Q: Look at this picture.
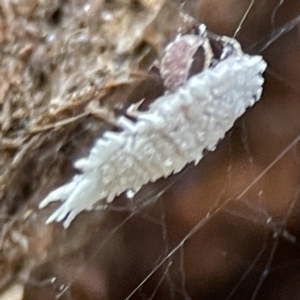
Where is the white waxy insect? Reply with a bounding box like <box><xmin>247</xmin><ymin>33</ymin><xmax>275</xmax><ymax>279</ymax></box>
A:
<box><xmin>39</xmin><ymin>25</ymin><xmax>267</xmax><ymax>228</ymax></box>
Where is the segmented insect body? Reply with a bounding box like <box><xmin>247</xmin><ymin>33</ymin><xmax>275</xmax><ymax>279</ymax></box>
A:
<box><xmin>40</xmin><ymin>29</ymin><xmax>267</xmax><ymax>228</ymax></box>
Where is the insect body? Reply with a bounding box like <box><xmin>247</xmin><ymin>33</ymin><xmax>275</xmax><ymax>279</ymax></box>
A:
<box><xmin>40</xmin><ymin>26</ymin><xmax>267</xmax><ymax>228</ymax></box>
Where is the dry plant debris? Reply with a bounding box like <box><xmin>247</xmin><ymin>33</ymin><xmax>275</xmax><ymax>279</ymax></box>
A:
<box><xmin>0</xmin><ymin>0</ymin><xmax>196</xmax><ymax>297</ymax></box>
